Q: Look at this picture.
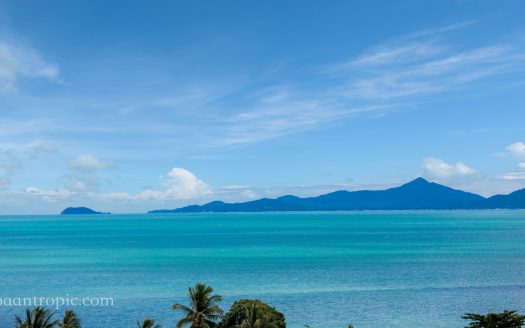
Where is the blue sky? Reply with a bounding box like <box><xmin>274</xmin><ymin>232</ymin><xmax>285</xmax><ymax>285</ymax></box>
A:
<box><xmin>1</xmin><ymin>0</ymin><xmax>525</xmax><ymax>214</ymax></box>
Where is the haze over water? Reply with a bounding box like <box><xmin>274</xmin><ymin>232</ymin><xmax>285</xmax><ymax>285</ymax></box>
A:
<box><xmin>1</xmin><ymin>211</ymin><xmax>525</xmax><ymax>328</ymax></box>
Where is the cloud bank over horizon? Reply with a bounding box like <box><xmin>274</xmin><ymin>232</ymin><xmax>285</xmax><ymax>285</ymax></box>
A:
<box><xmin>12</xmin><ymin>141</ymin><xmax>525</xmax><ymax>214</ymax></box>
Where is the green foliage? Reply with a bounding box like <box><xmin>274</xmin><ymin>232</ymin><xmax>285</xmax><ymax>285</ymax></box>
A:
<box><xmin>219</xmin><ymin>300</ymin><xmax>285</xmax><ymax>328</ymax></box>
<box><xmin>462</xmin><ymin>310</ymin><xmax>525</xmax><ymax>328</ymax></box>
<box><xmin>304</xmin><ymin>325</ymin><xmax>353</xmax><ymax>328</ymax></box>
<box><xmin>15</xmin><ymin>307</ymin><xmax>59</xmax><ymax>328</ymax></box>
<box><xmin>17</xmin><ymin>298</ymin><xmax>525</xmax><ymax>328</ymax></box>
<box><xmin>136</xmin><ymin>318</ymin><xmax>161</xmax><ymax>328</ymax></box>
<box><xmin>172</xmin><ymin>283</ymin><xmax>224</xmax><ymax>328</ymax></box>
<box><xmin>59</xmin><ymin>310</ymin><xmax>81</xmax><ymax>328</ymax></box>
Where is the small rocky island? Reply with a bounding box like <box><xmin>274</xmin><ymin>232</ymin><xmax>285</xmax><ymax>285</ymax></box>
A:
<box><xmin>60</xmin><ymin>207</ymin><xmax>109</xmax><ymax>215</ymax></box>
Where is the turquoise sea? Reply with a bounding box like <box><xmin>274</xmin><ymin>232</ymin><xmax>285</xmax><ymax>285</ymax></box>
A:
<box><xmin>1</xmin><ymin>211</ymin><xmax>525</xmax><ymax>328</ymax></box>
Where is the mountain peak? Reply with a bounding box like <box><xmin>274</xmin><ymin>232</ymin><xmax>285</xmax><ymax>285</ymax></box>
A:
<box><xmin>403</xmin><ymin>177</ymin><xmax>431</xmax><ymax>186</ymax></box>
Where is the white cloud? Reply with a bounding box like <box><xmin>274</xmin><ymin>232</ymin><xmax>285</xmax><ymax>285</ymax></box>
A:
<box><xmin>69</xmin><ymin>155</ymin><xmax>113</xmax><ymax>171</ymax></box>
<box><xmin>25</xmin><ymin>167</ymin><xmax>212</xmax><ymax>204</ymax></box>
<box><xmin>239</xmin><ymin>189</ymin><xmax>259</xmax><ymax>200</ymax></box>
<box><xmin>163</xmin><ymin>167</ymin><xmax>212</xmax><ymax>199</ymax></box>
<box><xmin>71</xmin><ymin>180</ymin><xmax>93</xmax><ymax>192</ymax></box>
<box><xmin>519</xmin><ymin>163</ymin><xmax>525</xmax><ymax>169</ymax></box>
<box><xmin>0</xmin><ymin>39</ymin><xmax>59</xmax><ymax>93</ymax></box>
<box><xmin>506</xmin><ymin>142</ymin><xmax>525</xmax><ymax>158</ymax></box>
<box><xmin>137</xmin><ymin>168</ymin><xmax>212</xmax><ymax>200</ymax></box>
<box><xmin>421</xmin><ymin>157</ymin><xmax>476</xmax><ymax>179</ymax></box>
<box><xmin>502</xmin><ymin>172</ymin><xmax>525</xmax><ymax>180</ymax></box>
<box><xmin>98</xmin><ymin>191</ymin><xmax>133</xmax><ymax>201</ymax></box>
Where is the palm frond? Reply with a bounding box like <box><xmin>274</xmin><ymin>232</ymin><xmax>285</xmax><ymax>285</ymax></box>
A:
<box><xmin>175</xmin><ymin>317</ymin><xmax>193</xmax><ymax>328</ymax></box>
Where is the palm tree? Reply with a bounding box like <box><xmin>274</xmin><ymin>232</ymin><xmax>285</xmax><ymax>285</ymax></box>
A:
<box><xmin>136</xmin><ymin>318</ymin><xmax>161</xmax><ymax>328</ymax></box>
<box><xmin>59</xmin><ymin>310</ymin><xmax>81</xmax><ymax>328</ymax></box>
<box><xmin>463</xmin><ymin>310</ymin><xmax>525</xmax><ymax>328</ymax></box>
<box><xmin>234</xmin><ymin>302</ymin><xmax>276</xmax><ymax>328</ymax></box>
<box><xmin>173</xmin><ymin>283</ymin><xmax>224</xmax><ymax>328</ymax></box>
<box><xmin>15</xmin><ymin>307</ymin><xmax>58</xmax><ymax>328</ymax></box>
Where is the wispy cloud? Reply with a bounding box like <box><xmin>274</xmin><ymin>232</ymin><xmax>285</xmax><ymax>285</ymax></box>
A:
<box><xmin>24</xmin><ymin>186</ymin><xmax>73</xmax><ymax>201</ymax></box>
<box><xmin>3</xmin><ymin>21</ymin><xmax>524</xmax><ymax>152</ymax></box>
<box><xmin>69</xmin><ymin>154</ymin><xmax>113</xmax><ymax>171</ymax></box>
<box><xmin>0</xmin><ymin>38</ymin><xmax>59</xmax><ymax>93</ymax></box>
<box><xmin>0</xmin><ymin>142</ymin><xmax>57</xmax><ymax>190</ymax></box>
<box><xmin>63</xmin><ymin>154</ymin><xmax>114</xmax><ymax>193</ymax></box>
<box><xmin>496</xmin><ymin>142</ymin><xmax>525</xmax><ymax>182</ymax></box>
<box><xmin>331</xmin><ymin>40</ymin><xmax>524</xmax><ymax>100</ymax></box>
<box><xmin>400</xmin><ymin>20</ymin><xmax>478</xmax><ymax>40</ymax></box>
<box><xmin>339</xmin><ymin>42</ymin><xmax>444</xmax><ymax>68</ymax></box>
<box><xmin>209</xmin><ymin>21</ymin><xmax>525</xmax><ymax>146</ymax></box>
<box><xmin>501</xmin><ymin>172</ymin><xmax>525</xmax><ymax>180</ymax></box>
<box><xmin>215</xmin><ymin>95</ymin><xmax>389</xmax><ymax>147</ymax></box>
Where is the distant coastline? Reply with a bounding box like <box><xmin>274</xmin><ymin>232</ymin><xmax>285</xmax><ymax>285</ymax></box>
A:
<box><xmin>149</xmin><ymin>177</ymin><xmax>525</xmax><ymax>213</ymax></box>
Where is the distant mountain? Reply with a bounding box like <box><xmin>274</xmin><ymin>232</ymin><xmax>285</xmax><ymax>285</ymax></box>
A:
<box><xmin>482</xmin><ymin>189</ymin><xmax>525</xmax><ymax>209</ymax></box>
<box><xmin>61</xmin><ymin>207</ymin><xmax>108</xmax><ymax>215</ymax></box>
<box><xmin>148</xmin><ymin>177</ymin><xmax>525</xmax><ymax>213</ymax></box>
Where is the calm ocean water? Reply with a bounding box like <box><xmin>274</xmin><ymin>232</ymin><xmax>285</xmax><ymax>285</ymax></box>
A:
<box><xmin>1</xmin><ymin>211</ymin><xmax>525</xmax><ymax>328</ymax></box>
